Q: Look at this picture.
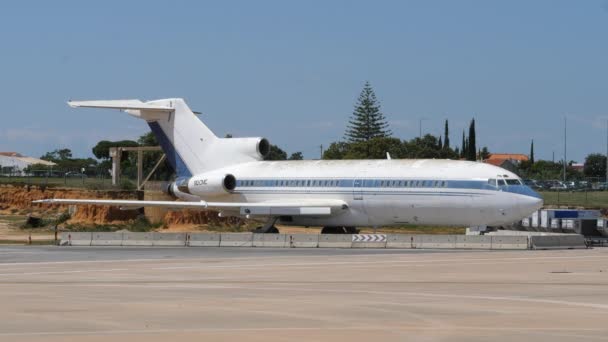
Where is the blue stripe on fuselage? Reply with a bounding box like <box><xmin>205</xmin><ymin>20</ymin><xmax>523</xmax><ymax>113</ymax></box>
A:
<box><xmin>147</xmin><ymin>121</ymin><xmax>192</xmax><ymax>178</ymax></box>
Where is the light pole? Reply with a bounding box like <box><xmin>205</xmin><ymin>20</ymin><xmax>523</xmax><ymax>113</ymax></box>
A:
<box><xmin>563</xmin><ymin>117</ymin><xmax>567</xmax><ymax>183</ymax></box>
<box><xmin>419</xmin><ymin>118</ymin><xmax>428</xmax><ymax>139</ymax></box>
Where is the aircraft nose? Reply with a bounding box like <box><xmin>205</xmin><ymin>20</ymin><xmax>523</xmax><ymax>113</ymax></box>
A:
<box><xmin>518</xmin><ymin>192</ymin><xmax>544</xmax><ymax>217</ymax></box>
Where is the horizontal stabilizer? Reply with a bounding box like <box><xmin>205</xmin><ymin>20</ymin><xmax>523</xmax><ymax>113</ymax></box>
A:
<box><xmin>67</xmin><ymin>100</ymin><xmax>174</xmax><ymax>112</ymax></box>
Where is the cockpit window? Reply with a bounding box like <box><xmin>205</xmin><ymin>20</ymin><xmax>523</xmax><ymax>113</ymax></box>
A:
<box><xmin>498</xmin><ymin>179</ymin><xmax>507</xmax><ymax>186</ymax></box>
<box><xmin>488</xmin><ymin>179</ymin><xmax>497</xmax><ymax>187</ymax></box>
<box><xmin>506</xmin><ymin>179</ymin><xmax>521</xmax><ymax>185</ymax></box>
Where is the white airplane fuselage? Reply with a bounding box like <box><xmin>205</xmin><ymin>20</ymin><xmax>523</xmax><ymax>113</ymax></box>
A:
<box><xmin>187</xmin><ymin>159</ymin><xmax>543</xmax><ymax>227</ymax></box>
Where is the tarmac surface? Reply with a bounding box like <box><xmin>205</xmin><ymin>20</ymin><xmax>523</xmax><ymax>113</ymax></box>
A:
<box><xmin>1</xmin><ymin>246</ymin><xmax>607</xmax><ymax>341</ymax></box>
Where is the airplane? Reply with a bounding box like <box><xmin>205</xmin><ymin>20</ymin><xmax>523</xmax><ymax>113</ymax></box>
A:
<box><xmin>34</xmin><ymin>98</ymin><xmax>543</xmax><ymax>234</ymax></box>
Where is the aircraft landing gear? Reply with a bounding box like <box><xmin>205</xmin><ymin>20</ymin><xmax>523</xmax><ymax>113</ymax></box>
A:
<box><xmin>321</xmin><ymin>226</ymin><xmax>360</xmax><ymax>234</ymax></box>
<box><xmin>252</xmin><ymin>217</ymin><xmax>280</xmax><ymax>234</ymax></box>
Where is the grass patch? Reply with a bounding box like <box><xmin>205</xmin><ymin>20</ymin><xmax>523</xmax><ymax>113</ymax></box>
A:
<box><xmin>540</xmin><ymin>191</ymin><xmax>608</xmax><ymax>208</ymax></box>
<box><xmin>0</xmin><ymin>176</ymin><xmax>134</xmax><ymax>190</ymax></box>
<box><xmin>362</xmin><ymin>225</ymin><xmax>466</xmax><ymax>235</ymax></box>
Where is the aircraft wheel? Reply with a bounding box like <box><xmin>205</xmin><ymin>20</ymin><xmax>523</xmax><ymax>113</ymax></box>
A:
<box><xmin>252</xmin><ymin>226</ymin><xmax>279</xmax><ymax>234</ymax></box>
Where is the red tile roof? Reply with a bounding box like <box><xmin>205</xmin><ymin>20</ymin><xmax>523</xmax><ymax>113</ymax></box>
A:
<box><xmin>487</xmin><ymin>153</ymin><xmax>529</xmax><ymax>162</ymax></box>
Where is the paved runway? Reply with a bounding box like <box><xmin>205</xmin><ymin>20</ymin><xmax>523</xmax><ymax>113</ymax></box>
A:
<box><xmin>1</xmin><ymin>246</ymin><xmax>607</xmax><ymax>341</ymax></box>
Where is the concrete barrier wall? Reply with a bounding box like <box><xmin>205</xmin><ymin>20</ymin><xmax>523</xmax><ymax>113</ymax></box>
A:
<box><xmin>253</xmin><ymin>234</ymin><xmax>287</xmax><ymax>248</ymax></box>
<box><xmin>59</xmin><ymin>232</ymin><xmax>92</xmax><ymax>246</ymax></box>
<box><xmin>386</xmin><ymin>234</ymin><xmax>416</xmax><ymax>249</ymax></box>
<box><xmin>418</xmin><ymin>235</ymin><xmax>457</xmax><ymax>249</ymax></box>
<box><xmin>188</xmin><ymin>233</ymin><xmax>221</xmax><ymax>247</ymax></box>
<box><xmin>286</xmin><ymin>234</ymin><xmax>319</xmax><ymax>248</ymax></box>
<box><xmin>219</xmin><ymin>233</ymin><xmax>253</xmax><ymax>247</ymax></box>
<box><xmin>58</xmin><ymin>232</ymin><xmax>585</xmax><ymax>250</ymax></box>
<box><xmin>319</xmin><ymin>234</ymin><xmax>352</xmax><ymax>248</ymax></box>
<box><xmin>153</xmin><ymin>232</ymin><xmax>187</xmax><ymax>247</ymax></box>
<box><xmin>491</xmin><ymin>236</ymin><xmax>529</xmax><ymax>250</ymax></box>
<box><xmin>122</xmin><ymin>232</ymin><xmax>153</xmax><ymax>246</ymax></box>
<box><xmin>530</xmin><ymin>235</ymin><xmax>587</xmax><ymax>249</ymax></box>
<box><xmin>456</xmin><ymin>235</ymin><xmax>492</xmax><ymax>249</ymax></box>
<box><xmin>91</xmin><ymin>232</ymin><xmax>123</xmax><ymax>246</ymax></box>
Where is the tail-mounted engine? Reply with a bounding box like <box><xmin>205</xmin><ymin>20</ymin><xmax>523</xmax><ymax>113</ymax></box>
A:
<box><xmin>163</xmin><ymin>173</ymin><xmax>236</xmax><ymax>200</ymax></box>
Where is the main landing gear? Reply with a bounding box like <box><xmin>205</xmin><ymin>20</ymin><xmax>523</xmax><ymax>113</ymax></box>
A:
<box><xmin>252</xmin><ymin>217</ymin><xmax>280</xmax><ymax>234</ymax></box>
<box><xmin>321</xmin><ymin>226</ymin><xmax>360</xmax><ymax>234</ymax></box>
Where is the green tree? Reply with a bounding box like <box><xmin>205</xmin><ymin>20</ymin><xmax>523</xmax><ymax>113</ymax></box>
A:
<box><xmin>344</xmin><ymin>137</ymin><xmax>404</xmax><ymax>159</ymax></box>
<box><xmin>467</xmin><ymin>119</ymin><xmax>476</xmax><ymax>161</ymax></box>
<box><xmin>530</xmin><ymin>139</ymin><xmax>535</xmax><ymax>164</ymax></box>
<box><xmin>344</xmin><ymin>81</ymin><xmax>391</xmax><ymax>147</ymax></box>
<box><xmin>137</xmin><ymin>132</ymin><xmax>174</xmax><ymax>180</ymax></box>
<box><xmin>265</xmin><ymin>145</ymin><xmax>288</xmax><ymax>160</ymax></box>
<box><xmin>583</xmin><ymin>154</ymin><xmax>606</xmax><ymax>178</ymax></box>
<box><xmin>460</xmin><ymin>131</ymin><xmax>466</xmax><ymax>159</ymax></box>
<box><xmin>41</xmin><ymin>148</ymin><xmax>73</xmax><ymax>162</ymax></box>
<box><xmin>479</xmin><ymin>147</ymin><xmax>490</xmax><ymax>160</ymax></box>
<box><xmin>443</xmin><ymin>120</ymin><xmax>450</xmax><ymax>149</ymax></box>
<box><xmin>323</xmin><ymin>142</ymin><xmax>350</xmax><ymax>160</ymax></box>
<box><xmin>288</xmin><ymin>152</ymin><xmax>304</xmax><ymax>160</ymax></box>
<box><xmin>438</xmin><ymin>136</ymin><xmax>443</xmax><ymax>150</ymax></box>
<box><xmin>92</xmin><ymin>140</ymin><xmax>138</xmax><ymax>160</ymax></box>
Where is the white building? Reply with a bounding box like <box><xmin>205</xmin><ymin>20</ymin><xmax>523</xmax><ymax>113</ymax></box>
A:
<box><xmin>0</xmin><ymin>152</ymin><xmax>57</xmax><ymax>176</ymax></box>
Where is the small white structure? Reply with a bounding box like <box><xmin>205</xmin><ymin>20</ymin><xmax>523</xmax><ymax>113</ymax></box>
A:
<box><xmin>0</xmin><ymin>152</ymin><xmax>56</xmax><ymax>176</ymax></box>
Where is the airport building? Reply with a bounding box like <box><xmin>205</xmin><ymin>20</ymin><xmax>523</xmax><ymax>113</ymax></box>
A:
<box><xmin>0</xmin><ymin>152</ymin><xmax>56</xmax><ymax>176</ymax></box>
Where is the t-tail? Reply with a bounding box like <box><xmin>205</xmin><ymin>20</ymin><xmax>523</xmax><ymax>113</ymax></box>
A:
<box><xmin>68</xmin><ymin>98</ymin><xmax>270</xmax><ymax>177</ymax></box>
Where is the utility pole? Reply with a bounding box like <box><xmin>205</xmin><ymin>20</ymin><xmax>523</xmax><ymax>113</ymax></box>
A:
<box><xmin>563</xmin><ymin>117</ymin><xmax>567</xmax><ymax>183</ymax></box>
<box><xmin>319</xmin><ymin>144</ymin><xmax>323</xmax><ymax>159</ymax></box>
<box><xmin>419</xmin><ymin>118</ymin><xmax>428</xmax><ymax>139</ymax></box>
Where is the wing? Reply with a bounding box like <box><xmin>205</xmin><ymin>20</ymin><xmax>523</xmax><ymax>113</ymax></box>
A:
<box><xmin>33</xmin><ymin>199</ymin><xmax>348</xmax><ymax>216</ymax></box>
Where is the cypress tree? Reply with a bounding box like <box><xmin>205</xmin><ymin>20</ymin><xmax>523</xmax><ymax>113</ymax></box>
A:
<box><xmin>438</xmin><ymin>136</ymin><xmax>443</xmax><ymax>150</ymax></box>
<box><xmin>344</xmin><ymin>81</ymin><xmax>391</xmax><ymax>143</ymax></box>
<box><xmin>530</xmin><ymin>139</ymin><xmax>535</xmax><ymax>164</ymax></box>
<box><xmin>468</xmin><ymin>119</ymin><xmax>476</xmax><ymax>161</ymax></box>
<box><xmin>443</xmin><ymin>120</ymin><xmax>450</xmax><ymax>149</ymax></box>
<box><xmin>461</xmin><ymin>131</ymin><xmax>466</xmax><ymax>159</ymax></box>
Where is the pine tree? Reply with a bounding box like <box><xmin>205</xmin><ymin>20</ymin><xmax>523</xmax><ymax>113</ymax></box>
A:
<box><xmin>443</xmin><ymin>120</ymin><xmax>450</xmax><ymax>149</ymax></box>
<box><xmin>530</xmin><ymin>139</ymin><xmax>535</xmax><ymax>164</ymax></box>
<box><xmin>468</xmin><ymin>119</ymin><xmax>476</xmax><ymax>161</ymax></box>
<box><xmin>461</xmin><ymin>131</ymin><xmax>466</xmax><ymax>159</ymax></box>
<box><xmin>344</xmin><ymin>81</ymin><xmax>391</xmax><ymax>143</ymax></box>
<box><xmin>438</xmin><ymin>136</ymin><xmax>443</xmax><ymax>150</ymax></box>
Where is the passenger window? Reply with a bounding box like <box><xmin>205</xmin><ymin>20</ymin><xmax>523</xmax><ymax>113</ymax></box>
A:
<box><xmin>307</xmin><ymin>180</ymin><xmax>311</xmax><ymax>186</ymax></box>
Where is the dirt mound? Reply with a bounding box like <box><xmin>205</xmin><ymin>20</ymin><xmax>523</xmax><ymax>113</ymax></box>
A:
<box><xmin>0</xmin><ymin>184</ymin><xmax>139</xmax><ymax>223</ymax></box>
<box><xmin>0</xmin><ymin>184</ymin><xmax>242</xmax><ymax>227</ymax></box>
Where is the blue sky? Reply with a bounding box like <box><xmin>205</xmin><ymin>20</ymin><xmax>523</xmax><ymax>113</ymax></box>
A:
<box><xmin>1</xmin><ymin>0</ymin><xmax>607</xmax><ymax>163</ymax></box>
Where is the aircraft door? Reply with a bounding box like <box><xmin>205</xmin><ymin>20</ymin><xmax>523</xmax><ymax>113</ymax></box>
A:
<box><xmin>353</xmin><ymin>179</ymin><xmax>363</xmax><ymax>200</ymax></box>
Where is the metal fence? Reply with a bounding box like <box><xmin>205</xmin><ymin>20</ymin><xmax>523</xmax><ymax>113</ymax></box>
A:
<box><xmin>0</xmin><ymin>174</ymin><xmax>137</xmax><ymax>190</ymax></box>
